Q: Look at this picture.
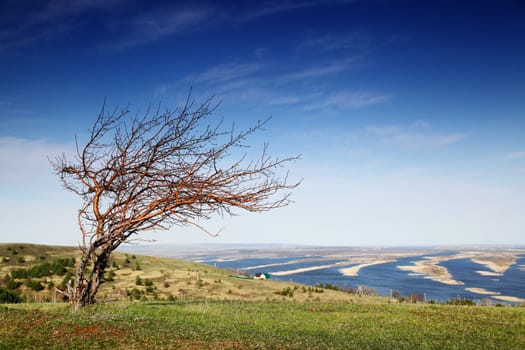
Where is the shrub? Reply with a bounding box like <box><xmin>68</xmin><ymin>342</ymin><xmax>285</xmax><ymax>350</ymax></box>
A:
<box><xmin>144</xmin><ymin>279</ymin><xmax>154</xmax><ymax>287</ymax></box>
<box><xmin>10</xmin><ymin>268</ymin><xmax>28</xmax><ymax>279</ymax></box>
<box><xmin>447</xmin><ymin>298</ymin><xmax>476</xmax><ymax>306</ymax></box>
<box><xmin>0</xmin><ymin>287</ymin><xmax>22</xmax><ymax>303</ymax></box>
<box><xmin>105</xmin><ymin>270</ymin><xmax>116</xmax><ymax>282</ymax></box>
<box><xmin>5</xmin><ymin>276</ymin><xmax>20</xmax><ymax>290</ymax></box>
<box><xmin>25</xmin><ymin>279</ymin><xmax>44</xmax><ymax>291</ymax></box>
<box><xmin>316</xmin><ymin>283</ymin><xmax>339</xmax><ymax>291</ymax></box>
<box><xmin>135</xmin><ymin>276</ymin><xmax>143</xmax><ymax>285</ymax></box>
<box><xmin>276</xmin><ymin>287</ymin><xmax>294</xmax><ymax>297</ymax></box>
<box><xmin>127</xmin><ymin>288</ymin><xmax>143</xmax><ymax>300</ymax></box>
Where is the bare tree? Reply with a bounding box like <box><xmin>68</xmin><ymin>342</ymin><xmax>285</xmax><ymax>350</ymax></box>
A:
<box><xmin>51</xmin><ymin>96</ymin><xmax>300</xmax><ymax>309</ymax></box>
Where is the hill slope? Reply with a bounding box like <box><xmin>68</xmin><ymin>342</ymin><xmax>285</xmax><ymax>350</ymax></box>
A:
<box><xmin>0</xmin><ymin>243</ymin><xmax>378</xmax><ymax>303</ymax></box>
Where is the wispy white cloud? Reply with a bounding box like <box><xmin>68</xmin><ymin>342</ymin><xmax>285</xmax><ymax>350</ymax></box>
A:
<box><xmin>276</xmin><ymin>57</ymin><xmax>362</xmax><ymax>83</ymax></box>
<box><xmin>1</xmin><ymin>0</ymin><xmax>363</xmax><ymax>53</ymax></box>
<box><xmin>0</xmin><ymin>0</ymin><xmax>124</xmax><ymax>52</ymax></box>
<box><xmin>299</xmin><ymin>31</ymin><xmax>371</xmax><ymax>52</ymax></box>
<box><xmin>114</xmin><ymin>5</ymin><xmax>215</xmax><ymax>50</ymax></box>
<box><xmin>189</xmin><ymin>62</ymin><xmax>267</xmax><ymax>85</ymax></box>
<box><xmin>267</xmin><ymin>93</ymin><xmax>321</xmax><ymax>106</ymax></box>
<box><xmin>305</xmin><ymin>90</ymin><xmax>390</xmax><ymax>110</ymax></box>
<box><xmin>237</xmin><ymin>0</ymin><xmax>354</xmax><ymax>22</ymax></box>
<box><xmin>366</xmin><ymin>122</ymin><xmax>468</xmax><ymax>148</ymax></box>
<box><xmin>109</xmin><ymin>1</ymin><xmax>357</xmax><ymax>50</ymax></box>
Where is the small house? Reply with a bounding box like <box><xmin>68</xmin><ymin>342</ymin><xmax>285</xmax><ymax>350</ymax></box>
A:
<box><xmin>253</xmin><ymin>273</ymin><xmax>271</xmax><ymax>280</ymax></box>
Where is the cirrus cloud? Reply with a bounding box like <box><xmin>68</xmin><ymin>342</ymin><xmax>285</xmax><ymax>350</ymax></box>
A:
<box><xmin>366</xmin><ymin>122</ymin><xmax>468</xmax><ymax>148</ymax></box>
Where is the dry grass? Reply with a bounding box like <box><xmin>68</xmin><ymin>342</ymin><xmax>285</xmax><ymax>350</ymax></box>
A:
<box><xmin>0</xmin><ymin>243</ymin><xmax>382</xmax><ymax>304</ymax></box>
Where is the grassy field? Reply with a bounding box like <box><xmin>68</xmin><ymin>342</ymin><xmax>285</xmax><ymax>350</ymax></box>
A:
<box><xmin>1</xmin><ymin>243</ymin><xmax>524</xmax><ymax>349</ymax></box>
<box><xmin>0</xmin><ymin>243</ymin><xmax>371</xmax><ymax>304</ymax></box>
<box><xmin>1</xmin><ymin>301</ymin><xmax>524</xmax><ymax>349</ymax></box>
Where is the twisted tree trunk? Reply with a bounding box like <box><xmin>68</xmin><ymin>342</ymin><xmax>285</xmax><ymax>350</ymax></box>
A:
<box><xmin>70</xmin><ymin>243</ymin><xmax>113</xmax><ymax>309</ymax></box>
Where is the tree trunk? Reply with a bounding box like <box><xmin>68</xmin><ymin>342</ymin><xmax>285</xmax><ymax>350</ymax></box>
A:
<box><xmin>70</xmin><ymin>245</ymin><xmax>112</xmax><ymax>310</ymax></box>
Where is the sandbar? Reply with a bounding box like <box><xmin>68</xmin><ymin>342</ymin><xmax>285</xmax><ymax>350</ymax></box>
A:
<box><xmin>339</xmin><ymin>260</ymin><xmax>395</xmax><ymax>277</ymax></box>
<box><xmin>475</xmin><ymin>270</ymin><xmax>502</xmax><ymax>277</ymax></box>
<box><xmin>471</xmin><ymin>254</ymin><xmax>516</xmax><ymax>274</ymax></box>
<box><xmin>270</xmin><ymin>256</ymin><xmax>402</xmax><ymax>277</ymax></box>
<box><xmin>465</xmin><ymin>287</ymin><xmax>500</xmax><ymax>296</ymax></box>
<box><xmin>492</xmin><ymin>295</ymin><xmax>525</xmax><ymax>303</ymax></box>
<box><xmin>271</xmin><ymin>263</ymin><xmax>346</xmax><ymax>276</ymax></box>
<box><xmin>397</xmin><ymin>256</ymin><xmax>464</xmax><ymax>286</ymax></box>
<box><xmin>242</xmin><ymin>259</ymin><xmax>318</xmax><ymax>271</ymax></box>
<box><xmin>242</xmin><ymin>261</ymin><xmax>300</xmax><ymax>271</ymax></box>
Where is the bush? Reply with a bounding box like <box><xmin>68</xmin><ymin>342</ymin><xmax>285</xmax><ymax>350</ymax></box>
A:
<box><xmin>105</xmin><ymin>270</ymin><xmax>116</xmax><ymax>282</ymax></box>
<box><xmin>316</xmin><ymin>283</ymin><xmax>339</xmax><ymax>291</ymax></box>
<box><xmin>276</xmin><ymin>287</ymin><xmax>294</xmax><ymax>297</ymax></box>
<box><xmin>5</xmin><ymin>276</ymin><xmax>20</xmax><ymax>290</ymax></box>
<box><xmin>135</xmin><ymin>276</ymin><xmax>143</xmax><ymax>285</ymax></box>
<box><xmin>25</xmin><ymin>279</ymin><xmax>44</xmax><ymax>291</ymax></box>
<box><xmin>144</xmin><ymin>279</ymin><xmax>154</xmax><ymax>287</ymax></box>
<box><xmin>10</xmin><ymin>258</ymin><xmax>74</xmax><ymax>280</ymax></box>
<box><xmin>0</xmin><ymin>287</ymin><xmax>22</xmax><ymax>303</ymax></box>
<box><xmin>127</xmin><ymin>288</ymin><xmax>143</xmax><ymax>300</ymax></box>
<box><xmin>447</xmin><ymin>298</ymin><xmax>476</xmax><ymax>306</ymax></box>
<box><xmin>10</xmin><ymin>268</ymin><xmax>28</xmax><ymax>279</ymax></box>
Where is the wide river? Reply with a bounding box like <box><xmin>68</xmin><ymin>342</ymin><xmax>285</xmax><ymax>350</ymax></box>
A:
<box><xmin>200</xmin><ymin>251</ymin><xmax>525</xmax><ymax>304</ymax></box>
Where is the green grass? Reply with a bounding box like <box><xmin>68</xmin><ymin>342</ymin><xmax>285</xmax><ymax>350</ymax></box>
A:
<box><xmin>1</xmin><ymin>301</ymin><xmax>524</xmax><ymax>349</ymax></box>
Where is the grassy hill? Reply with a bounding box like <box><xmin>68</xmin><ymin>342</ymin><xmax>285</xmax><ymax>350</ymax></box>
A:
<box><xmin>1</xmin><ymin>243</ymin><xmax>524</xmax><ymax>349</ymax></box>
<box><xmin>0</xmin><ymin>243</ymin><xmax>376</xmax><ymax>304</ymax></box>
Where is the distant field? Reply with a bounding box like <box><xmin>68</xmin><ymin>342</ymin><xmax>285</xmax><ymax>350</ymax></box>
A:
<box><xmin>2</xmin><ymin>301</ymin><xmax>525</xmax><ymax>349</ymax></box>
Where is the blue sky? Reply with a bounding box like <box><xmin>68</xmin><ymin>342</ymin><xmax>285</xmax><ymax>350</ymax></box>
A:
<box><xmin>1</xmin><ymin>0</ymin><xmax>524</xmax><ymax>246</ymax></box>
